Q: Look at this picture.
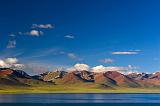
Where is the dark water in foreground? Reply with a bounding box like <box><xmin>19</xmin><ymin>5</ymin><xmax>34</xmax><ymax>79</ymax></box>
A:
<box><xmin>0</xmin><ymin>94</ymin><xmax>160</xmax><ymax>103</ymax></box>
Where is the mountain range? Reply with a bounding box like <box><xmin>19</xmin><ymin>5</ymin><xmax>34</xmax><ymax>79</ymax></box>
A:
<box><xmin>1</xmin><ymin>68</ymin><xmax>160</xmax><ymax>89</ymax></box>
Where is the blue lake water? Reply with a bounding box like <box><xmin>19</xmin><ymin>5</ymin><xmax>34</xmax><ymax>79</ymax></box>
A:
<box><xmin>0</xmin><ymin>94</ymin><xmax>160</xmax><ymax>103</ymax></box>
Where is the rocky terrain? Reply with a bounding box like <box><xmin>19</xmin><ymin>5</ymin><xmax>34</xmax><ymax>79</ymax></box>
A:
<box><xmin>1</xmin><ymin>68</ymin><xmax>160</xmax><ymax>89</ymax></box>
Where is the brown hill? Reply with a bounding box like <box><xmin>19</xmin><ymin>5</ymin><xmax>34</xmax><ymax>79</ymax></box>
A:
<box><xmin>0</xmin><ymin>68</ymin><xmax>52</xmax><ymax>86</ymax></box>
<box><xmin>0</xmin><ymin>69</ymin><xmax>13</xmax><ymax>76</ymax></box>
<box><xmin>102</xmin><ymin>71</ymin><xmax>140</xmax><ymax>87</ymax></box>
<box><xmin>57</xmin><ymin>72</ymin><xmax>84</xmax><ymax>84</ymax></box>
<box><xmin>94</xmin><ymin>72</ymin><xmax>117</xmax><ymax>88</ymax></box>
<box><xmin>56</xmin><ymin>71</ymin><xmax>94</xmax><ymax>84</ymax></box>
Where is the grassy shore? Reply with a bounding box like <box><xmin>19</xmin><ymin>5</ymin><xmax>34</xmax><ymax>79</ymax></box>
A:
<box><xmin>0</xmin><ymin>85</ymin><xmax>160</xmax><ymax>94</ymax></box>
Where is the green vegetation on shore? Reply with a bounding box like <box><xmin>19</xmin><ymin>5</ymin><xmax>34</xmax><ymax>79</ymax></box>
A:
<box><xmin>1</xmin><ymin>85</ymin><xmax>160</xmax><ymax>94</ymax></box>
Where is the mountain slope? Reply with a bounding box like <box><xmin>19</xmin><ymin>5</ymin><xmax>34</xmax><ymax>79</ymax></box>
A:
<box><xmin>94</xmin><ymin>71</ymin><xmax>140</xmax><ymax>88</ymax></box>
<box><xmin>0</xmin><ymin>68</ymin><xmax>53</xmax><ymax>86</ymax></box>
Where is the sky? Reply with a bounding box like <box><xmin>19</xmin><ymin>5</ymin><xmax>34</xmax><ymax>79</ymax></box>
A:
<box><xmin>0</xmin><ymin>0</ymin><xmax>160</xmax><ymax>74</ymax></box>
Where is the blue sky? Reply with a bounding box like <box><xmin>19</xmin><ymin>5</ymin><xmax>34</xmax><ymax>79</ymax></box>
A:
<box><xmin>0</xmin><ymin>0</ymin><xmax>160</xmax><ymax>73</ymax></box>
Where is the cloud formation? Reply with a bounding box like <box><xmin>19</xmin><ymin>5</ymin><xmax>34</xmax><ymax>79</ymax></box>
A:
<box><xmin>92</xmin><ymin>65</ymin><xmax>133</xmax><ymax>73</ymax></box>
<box><xmin>4</xmin><ymin>58</ymin><xmax>18</xmax><ymax>64</ymax></box>
<box><xmin>74</xmin><ymin>63</ymin><xmax>90</xmax><ymax>71</ymax></box>
<box><xmin>99</xmin><ymin>58</ymin><xmax>114</xmax><ymax>63</ymax></box>
<box><xmin>64</xmin><ymin>35</ymin><xmax>75</xmax><ymax>39</ymax></box>
<box><xmin>6</xmin><ymin>23</ymin><xmax>54</xmax><ymax>49</ymax></box>
<box><xmin>66</xmin><ymin>63</ymin><xmax>135</xmax><ymax>74</ymax></box>
<box><xmin>30</xmin><ymin>30</ymin><xmax>43</xmax><ymax>36</ymax></box>
<box><xmin>112</xmin><ymin>51</ymin><xmax>138</xmax><ymax>55</ymax></box>
<box><xmin>32</xmin><ymin>24</ymin><xmax>54</xmax><ymax>29</ymax></box>
<box><xmin>0</xmin><ymin>58</ymin><xmax>24</xmax><ymax>69</ymax></box>
<box><xmin>19</xmin><ymin>30</ymin><xmax>43</xmax><ymax>36</ymax></box>
<box><xmin>67</xmin><ymin>63</ymin><xmax>90</xmax><ymax>72</ymax></box>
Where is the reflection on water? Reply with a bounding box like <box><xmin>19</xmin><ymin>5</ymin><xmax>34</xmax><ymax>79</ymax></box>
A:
<box><xmin>0</xmin><ymin>94</ymin><xmax>160</xmax><ymax>103</ymax></box>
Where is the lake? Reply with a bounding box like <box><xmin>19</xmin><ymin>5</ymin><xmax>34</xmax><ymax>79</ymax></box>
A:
<box><xmin>0</xmin><ymin>94</ymin><xmax>160</xmax><ymax>103</ymax></box>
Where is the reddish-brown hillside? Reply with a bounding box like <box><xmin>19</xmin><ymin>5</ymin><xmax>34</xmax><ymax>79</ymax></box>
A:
<box><xmin>57</xmin><ymin>72</ymin><xmax>84</xmax><ymax>84</ymax></box>
<box><xmin>0</xmin><ymin>69</ymin><xmax>13</xmax><ymax>76</ymax></box>
<box><xmin>103</xmin><ymin>71</ymin><xmax>140</xmax><ymax>87</ymax></box>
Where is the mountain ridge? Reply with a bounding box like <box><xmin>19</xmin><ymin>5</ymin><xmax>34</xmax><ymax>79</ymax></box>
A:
<box><xmin>1</xmin><ymin>68</ymin><xmax>160</xmax><ymax>89</ymax></box>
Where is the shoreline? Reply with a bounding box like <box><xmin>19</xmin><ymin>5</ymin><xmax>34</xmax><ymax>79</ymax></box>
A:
<box><xmin>1</xmin><ymin>90</ymin><xmax>160</xmax><ymax>94</ymax></box>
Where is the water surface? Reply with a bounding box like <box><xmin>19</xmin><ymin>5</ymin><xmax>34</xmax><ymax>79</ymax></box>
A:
<box><xmin>0</xmin><ymin>94</ymin><xmax>160</xmax><ymax>103</ymax></box>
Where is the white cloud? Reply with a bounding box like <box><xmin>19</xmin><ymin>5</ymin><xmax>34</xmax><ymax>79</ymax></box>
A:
<box><xmin>0</xmin><ymin>58</ymin><xmax>24</xmax><ymax>69</ymax></box>
<box><xmin>112</xmin><ymin>51</ymin><xmax>138</xmax><ymax>55</ymax></box>
<box><xmin>30</xmin><ymin>30</ymin><xmax>43</xmax><ymax>36</ymax></box>
<box><xmin>0</xmin><ymin>60</ymin><xmax>9</xmax><ymax>68</ymax></box>
<box><xmin>67</xmin><ymin>63</ymin><xmax>90</xmax><ymax>72</ymax></box>
<box><xmin>19</xmin><ymin>30</ymin><xmax>43</xmax><ymax>37</ymax></box>
<box><xmin>74</xmin><ymin>63</ymin><xmax>90</xmax><ymax>71</ymax></box>
<box><xmin>92</xmin><ymin>65</ymin><xmax>133</xmax><ymax>73</ymax></box>
<box><xmin>32</xmin><ymin>24</ymin><xmax>54</xmax><ymax>29</ymax></box>
<box><xmin>66</xmin><ymin>64</ymin><xmax>134</xmax><ymax>73</ymax></box>
<box><xmin>64</xmin><ymin>35</ymin><xmax>75</xmax><ymax>39</ymax></box>
<box><xmin>91</xmin><ymin>65</ymin><xmax>107</xmax><ymax>73</ymax></box>
<box><xmin>4</xmin><ymin>58</ymin><xmax>18</xmax><ymax>64</ymax></box>
<box><xmin>99</xmin><ymin>58</ymin><xmax>114</xmax><ymax>63</ymax></box>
